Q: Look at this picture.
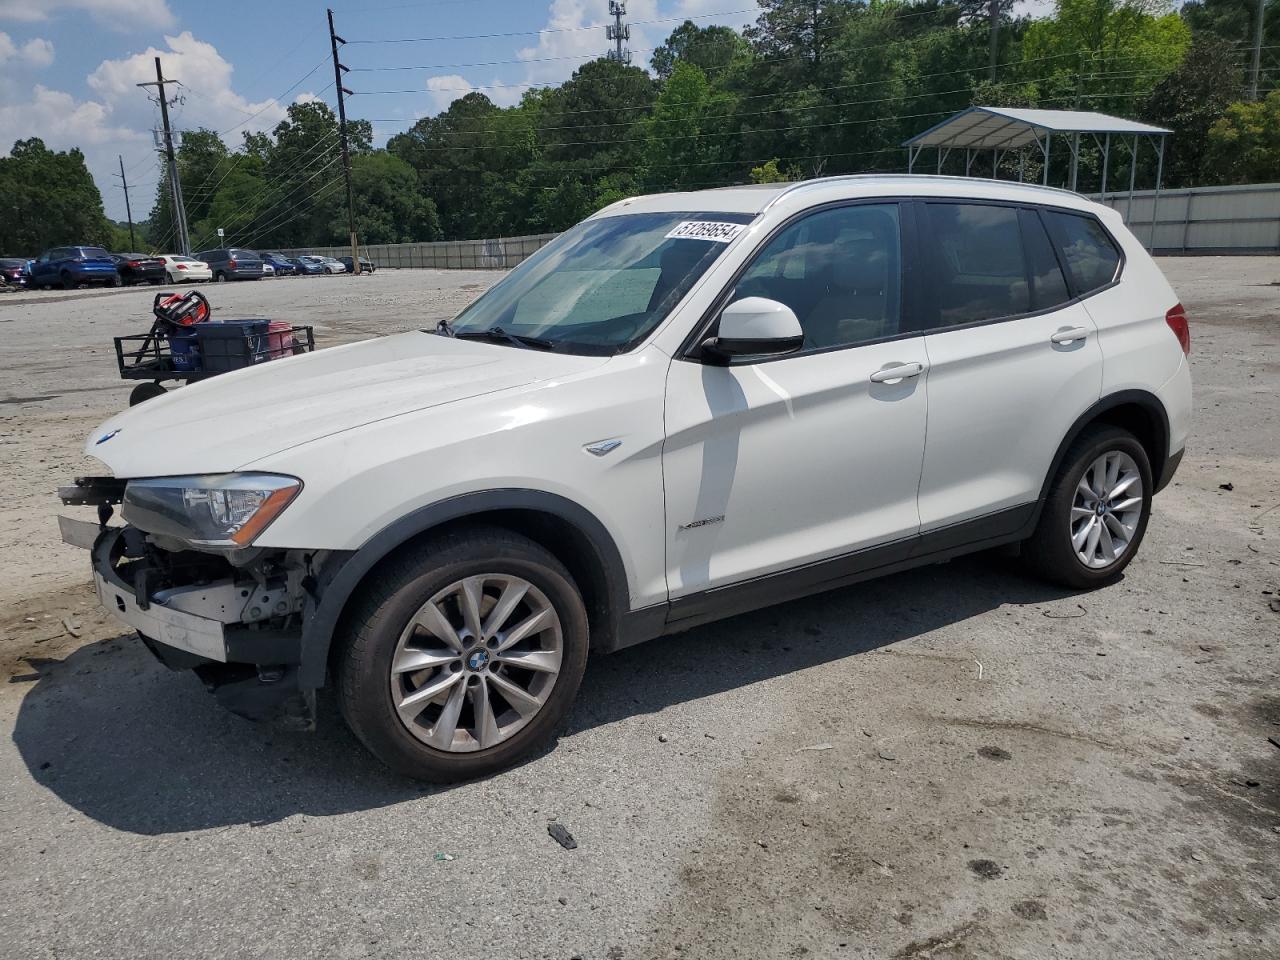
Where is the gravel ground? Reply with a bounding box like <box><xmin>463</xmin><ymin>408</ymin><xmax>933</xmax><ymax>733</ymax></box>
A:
<box><xmin>0</xmin><ymin>260</ymin><xmax>1277</xmax><ymax>960</ymax></box>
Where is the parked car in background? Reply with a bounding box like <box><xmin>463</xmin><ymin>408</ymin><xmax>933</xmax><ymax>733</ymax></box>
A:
<box><xmin>29</xmin><ymin>246</ymin><xmax>119</xmax><ymax>289</ymax></box>
<box><xmin>262</xmin><ymin>262</ymin><xmax>276</xmax><ymax>278</ymax></box>
<box><xmin>161</xmin><ymin>255</ymin><xmax>213</xmax><ymax>283</ymax></box>
<box><xmin>339</xmin><ymin>255</ymin><xmax>377</xmax><ymax>274</ymax></box>
<box><xmin>260</xmin><ymin>252</ymin><xmax>299</xmax><ymax>277</ymax></box>
<box><xmin>296</xmin><ymin>255</ymin><xmax>342</xmax><ymax>275</ymax></box>
<box><xmin>194</xmin><ymin>248</ymin><xmax>265</xmax><ymax>282</ymax></box>
<box><xmin>111</xmin><ymin>252</ymin><xmax>167</xmax><ymax>286</ymax></box>
<box><xmin>59</xmin><ymin>176</ymin><xmax>1191</xmax><ymax>782</ymax></box>
<box><xmin>0</xmin><ymin>258</ymin><xmax>28</xmax><ymax>288</ymax></box>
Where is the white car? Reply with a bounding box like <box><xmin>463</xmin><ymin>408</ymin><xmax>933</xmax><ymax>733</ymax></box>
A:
<box><xmin>61</xmin><ymin>175</ymin><xmax>1191</xmax><ymax>782</ymax></box>
<box><xmin>262</xmin><ymin>262</ymin><xmax>275</xmax><ymax>278</ymax></box>
<box><xmin>160</xmin><ymin>255</ymin><xmax>212</xmax><ymax>283</ymax></box>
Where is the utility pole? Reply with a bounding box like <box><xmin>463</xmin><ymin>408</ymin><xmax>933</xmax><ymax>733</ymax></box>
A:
<box><xmin>328</xmin><ymin>8</ymin><xmax>360</xmax><ymax>274</ymax></box>
<box><xmin>1249</xmin><ymin>0</ymin><xmax>1266</xmax><ymax>100</ymax></box>
<box><xmin>606</xmin><ymin>1</ymin><xmax>631</xmax><ymax>65</ymax></box>
<box><xmin>988</xmin><ymin>0</ymin><xmax>999</xmax><ymax>82</ymax></box>
<box><xmin>114</xmin><ymin>155</ymin><xmax>137</xmax><ymax>250</ymax></box>
<box><xmin>137</xmin><ymin>57</ymin><xmax>190</xmax><ymax>255</ymax></box>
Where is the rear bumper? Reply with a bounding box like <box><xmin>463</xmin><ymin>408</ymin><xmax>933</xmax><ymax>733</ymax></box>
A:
<box><xmin>1156</xmin><ymin>447</ymin><xmax>1184</xmax><ymax>493</ymax></box>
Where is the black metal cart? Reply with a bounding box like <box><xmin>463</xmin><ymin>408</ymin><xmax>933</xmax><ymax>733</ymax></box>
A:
<box><xmin>114</xmin><ymin>292</ymin><xmax>315</xmax><ymax>405</ymax></box>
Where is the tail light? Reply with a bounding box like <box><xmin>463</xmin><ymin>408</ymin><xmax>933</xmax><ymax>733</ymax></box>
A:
<box><xmin>1165</xmin><ymin>303</ymin><xmax>1190</xmax><ymax>355</ymax></box>
<box><xmin>176</xmin><ymin>263</ymin><xmax>187</xmax><ymax>270</ymax></box>
<box><xmin>228</xmin><ymin>258</ymin><xmax>237</xmax><ymax>268</ymax></box>
<box><xmin>127</xmin><ymin>260</ymin><xmax>142</xmax><ymax>267</ymax></box>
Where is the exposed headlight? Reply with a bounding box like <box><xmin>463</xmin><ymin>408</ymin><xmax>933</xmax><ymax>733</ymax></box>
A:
<box><xmin>122</xmin><ymin>473</ymin><xmax>301</xmax><ymax>547</ymax></box>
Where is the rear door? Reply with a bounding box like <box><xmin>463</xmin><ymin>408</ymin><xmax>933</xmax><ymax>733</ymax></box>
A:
<box><xmin>914</xmin><ymin>200</ymin><xmax>1103</xmax><ymax>533</ymax></box>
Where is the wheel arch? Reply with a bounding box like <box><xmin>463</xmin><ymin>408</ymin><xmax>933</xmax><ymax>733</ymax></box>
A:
<box><xmin>1038</xmin><ymin>390</ymin><xmax>1172</xmax><ymax>508</ymax></box>
<box><xmin>299</xmin><ymin>489</ymin><xmax>632</xmax><ymax>689</ymax></box>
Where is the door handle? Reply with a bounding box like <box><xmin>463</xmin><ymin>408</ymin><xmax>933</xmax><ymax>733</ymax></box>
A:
<box><xmin>1050</xmin><ymin>326</ymin><xmax>1090</xmax><ymax>345</ymax></box>
<box><xmin>869</xmin><ymin>362</ymin><xmax>926</xmax><ymax>384</ymax></box>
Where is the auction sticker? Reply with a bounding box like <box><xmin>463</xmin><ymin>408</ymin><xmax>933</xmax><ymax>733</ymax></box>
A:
<box><xmin>664</xmin><ymin>220</ymin><xmax>746</xmax><ymax>243</ymax></box>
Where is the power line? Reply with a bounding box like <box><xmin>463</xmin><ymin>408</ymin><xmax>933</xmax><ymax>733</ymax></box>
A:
<box><xmin>345</xmin><ymin>7</ymin><xmax>759</xmax><ymax>44</ymax></box>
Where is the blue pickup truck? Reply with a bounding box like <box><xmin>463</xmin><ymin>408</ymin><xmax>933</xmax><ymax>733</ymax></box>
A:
<box><xmin>29</xmin><ymin>246</ymin><xmax>121</xmax><ymax>289</ymax></box>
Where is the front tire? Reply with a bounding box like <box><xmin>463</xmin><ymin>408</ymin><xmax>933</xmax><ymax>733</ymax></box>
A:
<box><xmin>1024</xmin><ymin>425</ymin><xmax>1153</xmax><ymax>589</ymax></box>
<box><xmin>337</xmin><ymin>527</ymin><xmax>589</xmax><ymax>781</ymax></box>
<box><xmin>129</xmin><ymin>382</ymin><xmax>168</xmax><ymax>405</ymax></box>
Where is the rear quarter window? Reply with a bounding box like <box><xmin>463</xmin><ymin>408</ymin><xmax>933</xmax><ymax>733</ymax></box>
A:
<box><xmin>1043</xmin><ymin>210</ymin><xmax>1121</xmax><ymax>296</ymax></box>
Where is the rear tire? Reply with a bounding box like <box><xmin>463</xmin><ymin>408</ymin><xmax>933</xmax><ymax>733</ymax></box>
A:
<box><xmin>336</xmin><ymin>527</ymin><xmax>589</xmax><ymax>782</ymax></box>
<box><xmin>1023</xmin><ymin>425</ymin><xmax>1153</xmax><ymax>589</ymax></box>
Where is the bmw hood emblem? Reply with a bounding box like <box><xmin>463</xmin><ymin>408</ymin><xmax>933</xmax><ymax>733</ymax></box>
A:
<box><xmin>95</xmin><ymin>429</ymin><xmax>121</xmax><ymax>445</ymax></box>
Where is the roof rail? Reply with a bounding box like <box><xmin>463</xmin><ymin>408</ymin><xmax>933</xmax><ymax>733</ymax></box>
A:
<box><xmin>761</xmin><ymin>172</ymin><xmax>1085</xmax><ymax>212</ymax></box>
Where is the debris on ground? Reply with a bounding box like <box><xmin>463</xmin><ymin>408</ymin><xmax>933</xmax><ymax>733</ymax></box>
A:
<box><xmin>1220</xmin><ymin>482</ymin><xmax>1235</xmax><ymax>491</ymax></box>
<box><xmin>7</xmin><ymin>673</ymin><xmax>39</xmax><ymax>683</ymax></box>
<box><xmin>548</xmin><ymin>822</ymin><xmax>578</xmax><ymax>851</ymax></box>
<box><xmin>967</xmin><ymin>859</ymin><xmax>1003</xmax><ymax>880</ymax></box>
<box><xmin>60</xmin><ymin>615</ymin><xmax>81</xmax><ymax>638</ymax></box>
<box><xmin>657</xmin><ymin>733</ymin><xmax>670</xmax><ymax>743</ymax></box>
<box><xmin>433</xmin><ymin>852</ymin><xmax>455</xmax><ymax>862</ymax></box>
<box><xmin>978</xmin><ymin>746</ymin><xmax>1012</xmax><ymax>762</ymax></box>
<box><xmin>1043</xmin><ymin>604</ymin><xmax>1087</xmax><ymax>619</ymax></box>
<box><xmin>877</xmin><ymin>747</ymin><xmax>897</xmax><ymax>761</ymax></box>
<box><xmin>797</xmin><ymin>742</ymin><xmax>833</xmax><ymax>752</ymax></box>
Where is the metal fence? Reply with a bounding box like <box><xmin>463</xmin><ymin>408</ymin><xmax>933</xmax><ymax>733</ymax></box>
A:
<box><xmin>277</xmin><ymin>233</ymin><xmax>558</xmax><ymax>270</ymax></box>
<box><xmin>1095</xmin><ymin>182</ymin><xmax>1280</xmax><ymax>254</ymax></box>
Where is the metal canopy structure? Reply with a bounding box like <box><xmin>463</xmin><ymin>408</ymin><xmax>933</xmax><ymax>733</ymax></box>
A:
<box><xmin>903</xmin><ymin>106</ymin><xmax>1171</xmax><ymax>193</ymax></box>
<box><xmin>902</xmin><ymin>106</ymin><xmax>1173</xmax><ymax>247</ymax></box>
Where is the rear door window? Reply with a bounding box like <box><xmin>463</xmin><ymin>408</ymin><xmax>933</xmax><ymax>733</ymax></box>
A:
<box><xmin>1043</xmin><ymin>210</ymin><xmax>1121</xmax><ymax>295</ymax></box>
<box><xmin>919</xmin><ymin>202</ymin><xmax>1030</xmax><ymax>327</ymax></box>
<box><xmin>1019</xmin><ymin>209</ymin><xmax>1071</xmax><ymax>310</ymax></box>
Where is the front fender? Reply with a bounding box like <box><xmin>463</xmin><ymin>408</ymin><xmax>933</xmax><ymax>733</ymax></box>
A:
<box><xmin>296</xmin><ymin>488</ymin><xmax>631</xmax><ymax>689</ymax></box>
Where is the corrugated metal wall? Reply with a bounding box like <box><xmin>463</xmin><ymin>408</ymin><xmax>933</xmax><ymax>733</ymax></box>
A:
<box><xmin>277</xmin><ymin>233</ymin><xmax>558</xmax><ymax>270</ymax></box>
<box><xmin>1095</xmin><ymin>182</ymin><xmax>1280</xmax><ymax>254</ymax></box>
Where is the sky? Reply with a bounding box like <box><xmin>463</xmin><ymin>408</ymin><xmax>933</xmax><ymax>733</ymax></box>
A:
<box><xmin>0</xmin><ymin>0</ymin><xmax>1052</xmax><ymax>223</ymax></box>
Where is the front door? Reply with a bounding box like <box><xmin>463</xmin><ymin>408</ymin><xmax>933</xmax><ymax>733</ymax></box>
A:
<box><xmin>662</xmin><ymin>202</ymin><xmax>929</xmax><ymax>608</ymax></box>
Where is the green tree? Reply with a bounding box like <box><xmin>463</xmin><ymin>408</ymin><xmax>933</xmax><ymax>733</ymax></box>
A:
<box><xmin>1022</xmin><ymin>0</ymin><xmax>1192</xmax><ymax>113</ymax></box>
<box><xmin>1205</xmin><ymin>90</ymin><xmax>1280</xmax><ymax>182</ymax></box>
<box><xmin>1142</xmin><ymin>36</ymin><xmax>1244</xmax><ymax>185</ymax></box>
<box><xmin>651</xmin><ymin>21</ymin><xmax>747</xmax><ymax>80</ymax></box>
<box><xmin>348</xmin><ymin>152</ymin><xmax>442</xmax><ymax>243</ymax></box>
<box><xmin>0</xmin><ymin>138</ymin><xmax>114</xmax><ymax>255</ymax></box>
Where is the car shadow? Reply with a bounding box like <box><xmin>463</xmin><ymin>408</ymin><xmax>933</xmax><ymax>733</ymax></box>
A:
<box><xmin>11</xmin><ymin>554</ymin><xmax>1077</xmax><ymax>835</ymax></box>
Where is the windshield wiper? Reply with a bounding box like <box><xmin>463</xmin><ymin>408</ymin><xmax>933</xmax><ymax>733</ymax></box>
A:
<box><xmin>434</xmin><ymin>319</ymin><xmax>456</xmax><ymax>337</ymax></box>
<box><xmin>454</xmin><ymin>326</ymin><xmax>556</xmax><ymax>351</ymax></box>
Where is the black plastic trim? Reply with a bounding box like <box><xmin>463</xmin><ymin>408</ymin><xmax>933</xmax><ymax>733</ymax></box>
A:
<box><xmin>298</xmin><ymin>489</ymin><xmax>631</xmax><ymax>688</ymax></box>
<box><xmin>1156</xmin><ymin>446</ymin><xmax>1184</xmax><ymax>494</ymax></box>
<box><xmin>661</xmin><ymin>504</ymin><xmax>1036</xmax><ymax>634</ymax></box>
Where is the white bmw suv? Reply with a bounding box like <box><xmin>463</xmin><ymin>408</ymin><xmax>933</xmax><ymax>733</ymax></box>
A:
<box><xmin>60</xmin><ymin>175</ymin><xmax>1191</xmax><ymax>781</ymax></box>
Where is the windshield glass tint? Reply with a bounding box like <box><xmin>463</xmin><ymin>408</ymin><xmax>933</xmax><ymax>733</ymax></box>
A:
<box><xmin>448</xmin><ymin>212</ymin><xmax>755</xmax><ymax>355</ymax></box>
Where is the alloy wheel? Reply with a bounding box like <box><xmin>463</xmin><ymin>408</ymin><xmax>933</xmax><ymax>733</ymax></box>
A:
<box><xmin>1071</xmin><ymin>450</ymin><xmax>1144</xmax><ymax>569</ymax></box>
<box><xmin>389</xmin><ymin>574</ymin><xmax>563</xmax><ymax>752</ymax></box>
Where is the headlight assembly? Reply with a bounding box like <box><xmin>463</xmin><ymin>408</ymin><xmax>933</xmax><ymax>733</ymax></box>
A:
<box><xmin>122</xmin><ymin>474</ymin><xmax>301</xmax><ymax>547</ymax></box>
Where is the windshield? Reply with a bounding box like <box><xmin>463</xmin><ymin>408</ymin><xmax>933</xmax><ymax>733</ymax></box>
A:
<box><xmin>445</xmin><ymin>211</ymin><xmax>755</xmax><ymax>355</ymax></box>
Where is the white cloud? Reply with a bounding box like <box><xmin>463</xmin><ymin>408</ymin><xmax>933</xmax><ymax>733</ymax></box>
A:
<box><xmin>0</xmin><ymin>33</ymin><xmax>55</xmax><ymax>68</ymax></box>
<box><xmin>0</xmin><ymin>0</ymin><xmax>175</xmax><ymax>29</ymax></box>
<box><xmin>1</xmin><ymin>32</ymin><xmax>319</xmax><ymax>222</ymax></box>
<box><xmin>425</xmin><ymin>73</ymin><xmax>474</xmax><ymax>113</ymax></box>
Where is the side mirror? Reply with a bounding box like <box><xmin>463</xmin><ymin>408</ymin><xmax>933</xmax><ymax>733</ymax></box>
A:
<box><xmin>700</xmin><ymin>297</ymin><xmax>804</xmax><ymax>365</ymax></box>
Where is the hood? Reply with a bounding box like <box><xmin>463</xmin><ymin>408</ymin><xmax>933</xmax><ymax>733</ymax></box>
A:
<box><xmin>87</xmin><ymin>331</ymin><xmax>608</xmax><ymax>477</ymax></box>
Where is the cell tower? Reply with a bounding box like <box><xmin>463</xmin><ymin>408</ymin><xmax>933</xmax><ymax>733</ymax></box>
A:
<box><xmin>606</xmin><ymin>1</ymin><xmax>631</xmax><ymax>65</ymax></box>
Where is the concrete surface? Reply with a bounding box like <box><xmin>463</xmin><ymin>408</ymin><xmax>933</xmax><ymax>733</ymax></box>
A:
<box><xmin>0</xmin><ymin>260</ymin><xmax>1277</xmax><ymax>960</ymax></box>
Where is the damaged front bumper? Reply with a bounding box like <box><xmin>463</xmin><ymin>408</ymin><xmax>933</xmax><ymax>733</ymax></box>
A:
<box><xmin>59</xmin><ymin>513</ymin><xmax>317</xmax><ymax>731</ymax></box>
